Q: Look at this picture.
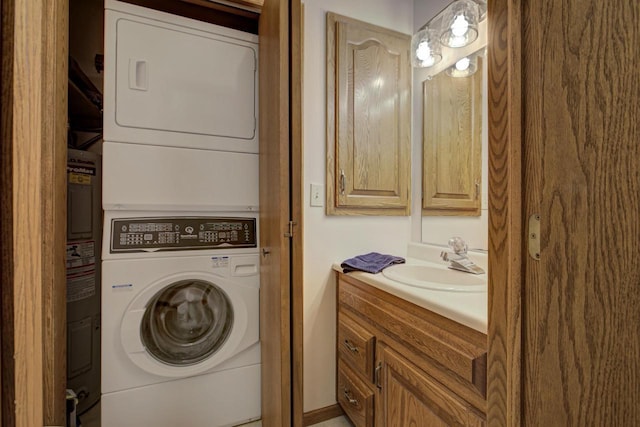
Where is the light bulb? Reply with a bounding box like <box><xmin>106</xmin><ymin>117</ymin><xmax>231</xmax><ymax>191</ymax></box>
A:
<box><xmin>416</xmin><ymin>41</ymin><xmax>433</xmax><ymax>63</ymax></box>
<box><xmin>455</xmin><ymin>57</ymin><xmax>470</xmax><ymax>71</ymax></box>
<box><xmin>451</xmin><ymin>14</ymin><xmax>469</xmax><ymax>37</ymax></box>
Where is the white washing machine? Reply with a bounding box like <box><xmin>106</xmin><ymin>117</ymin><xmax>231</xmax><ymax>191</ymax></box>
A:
<box><xmin>101</xmin><ymin>212</ymin><xmax>260</xmax><ymax>427</ymax></box>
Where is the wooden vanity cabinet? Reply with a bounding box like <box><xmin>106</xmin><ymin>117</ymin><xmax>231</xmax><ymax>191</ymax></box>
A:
<box><xmin>336</xmin><ymin>272</ymin><xmax>487</xmax><ymax>426</ymax></box>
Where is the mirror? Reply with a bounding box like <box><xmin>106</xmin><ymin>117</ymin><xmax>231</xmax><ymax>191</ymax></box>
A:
<box><xmin>414</xmin><ymin>0</ymin><xmax>489</xmax><ymax>250</ymax></box>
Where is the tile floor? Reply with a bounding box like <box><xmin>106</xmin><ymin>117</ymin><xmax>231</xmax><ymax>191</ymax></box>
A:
<box><xmin>79</xmin><ymin>402</ymin><xmax>352</xmax><ymax>427</ymax></box>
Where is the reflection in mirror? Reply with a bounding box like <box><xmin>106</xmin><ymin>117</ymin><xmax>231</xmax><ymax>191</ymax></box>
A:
<box><xmin>413</xmin><ymin>0</ymin><xmax>488</xmax><ymax>250</ymax></box>
<box><xmin>423</xmin><ymin>53</ymin><xmax>483</xmax><ymax>216</ymax></box>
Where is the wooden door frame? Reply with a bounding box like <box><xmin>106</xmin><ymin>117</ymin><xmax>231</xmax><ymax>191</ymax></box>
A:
<box><xmin>1</xmin><ymin>0</ymin><xmax>67</xmax><ymax>425</ymax></box>
<box><xmin>486</xmin><ymin>0</ymin><xmax>523</xmax><ymax>425</ymax></box>
<box><xmin>290</xmin><ymin>0</ymin><xmax>304</xmax><ymax>425</ymax></box>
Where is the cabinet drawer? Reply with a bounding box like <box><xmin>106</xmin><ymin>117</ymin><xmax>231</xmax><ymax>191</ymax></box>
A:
<box><xmin>338</xmin><ymin>312</ymin><xmax>375</xmax><ymax>379</ymax></box>
<box><xmin>337</xmin><ymin>360</ymin><xmax>375</xmax><ymax>427</ymax></box>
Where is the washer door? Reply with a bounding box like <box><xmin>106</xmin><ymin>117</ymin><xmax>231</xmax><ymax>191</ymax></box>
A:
<box><xmin>140</xmin><ymin>279</ymin><xmax>233</xmax><ymax>366</ymax></box>
<box><xmin>120</xmin><ymin>270</ymin><xmax>258</xmax><ymax>378</ymax></box>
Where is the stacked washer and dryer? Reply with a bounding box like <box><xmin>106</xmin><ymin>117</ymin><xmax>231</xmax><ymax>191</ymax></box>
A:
<box><xmin>101</xmin><ymin>2</ymin><xmax>261</xmax><ymax>426</ymax></box>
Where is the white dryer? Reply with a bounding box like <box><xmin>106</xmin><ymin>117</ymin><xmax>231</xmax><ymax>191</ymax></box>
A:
<box><xmin>101</xmin><ymin>212</ymin><xmax>260</xmax><ymax>427</ymax></box>
<box><xmin>104</xmin><ymin>0</ymin><xmax>259</xmax><ymax>154</ymax></box>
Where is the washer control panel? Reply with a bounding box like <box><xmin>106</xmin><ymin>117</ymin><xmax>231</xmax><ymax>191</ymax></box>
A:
<box><xmin>110</xmin><ymin>217</ymin><xmax>256</xmax><ymax>253</ymax></box>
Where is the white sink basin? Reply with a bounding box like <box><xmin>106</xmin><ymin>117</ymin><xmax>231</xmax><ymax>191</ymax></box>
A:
<box><xmin>382</xmin><ymin>264</ymin><xmax>486</xmax><ymax>292</ymax></box>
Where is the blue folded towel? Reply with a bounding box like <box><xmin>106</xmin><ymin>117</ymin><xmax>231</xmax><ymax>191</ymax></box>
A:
<box><xmin>341</xmin><ymin>252</ymin><xmax>405</xmax><ymax>274</ymax></box>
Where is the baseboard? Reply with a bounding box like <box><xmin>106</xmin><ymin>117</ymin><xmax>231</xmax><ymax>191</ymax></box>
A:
<box><xmin>303</xmin><ymin>404</ymin><xmax>345</xmax><ymax>426</ymax></box>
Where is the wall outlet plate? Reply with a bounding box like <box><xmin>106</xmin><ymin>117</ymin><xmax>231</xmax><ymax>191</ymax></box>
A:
<box><xmin>310</xmin><ymin>184</ymin><xmax>323</xmax><ymax>207</ymax></box>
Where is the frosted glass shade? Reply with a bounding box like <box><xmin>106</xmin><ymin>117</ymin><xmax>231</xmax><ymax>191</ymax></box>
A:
<box><xmin>411</xmin><ymin>28</ymin><xmax>442</xmax><ymax>68</ymax></box>
<box><xmin>440</xmin><ymin>0</ymin><xmax>480</xmax><ymax>48</ymax></box>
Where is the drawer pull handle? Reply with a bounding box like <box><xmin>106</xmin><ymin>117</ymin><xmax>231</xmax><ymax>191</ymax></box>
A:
<box><xmin>343</xmin><ymin>388</ymin><xmax>359</xmax><ymax>406</ymax></box>
<box><xmin>343</xmin><ymin>340</ymin><xmax>359</xmax><ymax>353</ymax></box>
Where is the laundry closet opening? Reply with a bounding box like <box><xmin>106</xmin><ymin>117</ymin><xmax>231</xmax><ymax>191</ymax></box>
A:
<box><xmin>67</xmin><ymin>1</ymin><xmax>266</xmax><ymax>426</ymax></box>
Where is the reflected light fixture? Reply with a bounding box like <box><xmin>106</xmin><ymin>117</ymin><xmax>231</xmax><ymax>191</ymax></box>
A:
<box><xmin>411</xmin><ymin>28</ymin><xmax>442</xmax><ymax>68</ymax></box>
<box><xmin>440</xmin><ymin>0</ymin><xmax>480</xmax><ymax>48</ymax></box>
<box><xmin>445</xmin><ymin>55</ymin><xmax>478</xmax><ymax>77</ymax></box>
<box><xmin>411</xmin><ymin>0</ymin><xmax>484</xmax><ymax>69</ymax></box>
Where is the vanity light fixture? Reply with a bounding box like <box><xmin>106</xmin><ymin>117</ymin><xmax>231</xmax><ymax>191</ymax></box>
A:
<box><xmin>445</xmin><ymin>55</ymin><xmax>477</xmax><ymax>77</ymax></box>
<box><xmin>411</xmin><ymin>0</ymin><xmax>485</xmax><ymax>69</ymax></box>
<box><xmin>411</xmin><ymin>28</ymin><xmax>442</xmax><ymax>68</ymax></box>
<box><xmin>440</xmin><ymin>0</ymin><xmax>480</xmax><ymax>48</ymax></box>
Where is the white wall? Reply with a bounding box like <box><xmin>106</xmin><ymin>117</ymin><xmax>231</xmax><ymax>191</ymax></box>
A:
<box><xmin>302</xmin><ymin>0</ymin><xmax>414</xmax><ymax>412</ymax></box>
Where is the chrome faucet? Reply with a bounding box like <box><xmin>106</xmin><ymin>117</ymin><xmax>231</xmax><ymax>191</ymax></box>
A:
<box><xmin>440</xmin><ymin>237</ymin><xmax>485</xmax><ymax>275</ymax></box>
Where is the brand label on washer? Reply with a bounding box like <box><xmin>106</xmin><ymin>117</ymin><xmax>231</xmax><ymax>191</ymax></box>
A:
<box><xmin>211</xmin><ymin>256</ymin><xmax>230</xmax><ymax>268</ymax></box>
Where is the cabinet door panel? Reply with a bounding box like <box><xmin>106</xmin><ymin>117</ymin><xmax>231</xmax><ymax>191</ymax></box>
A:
<box><xmin>326</xmin><ymin>13</ymin><xmax>411</xmax><ymax>215</ymax></box>
<box><xmin>379</xmin><ymin>345</ymin><xmax>479</xmax><ymax>427</ymax></box>
<box><xmin>423</xmin><ymin>58</ymin><xmax>483</xmax><ymax>216</ymax></box>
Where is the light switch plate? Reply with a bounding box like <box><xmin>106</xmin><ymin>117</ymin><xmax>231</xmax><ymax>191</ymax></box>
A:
<box><xmin>310</xmin><ymin>184</ymin><xmax>323</xmax><ymax>207</ymax></box>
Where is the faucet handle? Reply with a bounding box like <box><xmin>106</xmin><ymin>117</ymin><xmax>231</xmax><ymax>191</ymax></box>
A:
<box><xmin>448</xmin><ymin>237</ymin><xmax>468</xmax><ymax>255</ymax></box>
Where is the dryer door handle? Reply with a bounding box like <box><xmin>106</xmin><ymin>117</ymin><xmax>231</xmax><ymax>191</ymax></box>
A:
<box><xmin>129</xmin><ymin>59</ymin><xmax>148</xmax><ymax>91</ymax></box>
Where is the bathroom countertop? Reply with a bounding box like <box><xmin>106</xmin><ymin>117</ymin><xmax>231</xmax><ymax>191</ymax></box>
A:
<box><xmin>334</xmin><ymin>244</ymin><xmax>488</xmax><ymax>334</ymax></box>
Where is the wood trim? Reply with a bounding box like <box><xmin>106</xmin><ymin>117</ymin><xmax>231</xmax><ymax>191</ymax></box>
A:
<box><xmin>486</xmin><ymin>0</ymin><xmax>522</xmax><ymax>425</ymax></box>
<box><xmin>290</xmin><ymin>0</ymin><xmax>304</xmax><ymax>426</ymax></box>
<box><xmin>259</xmin><ymin>0</ymin><xmax>291</xmax><ymax>425</ymax></box>
<box><xmin>303</xmin><ymin>404</ymin><xmax>344</xmax><ymax>426</ymax></box>
<box><xmin>182</xmin><ymin>0</ymin><xmax>264</xmax><ymax>12</ymax></box>
<box><xmin>0</xmin><ymin>0</ymin><xmax>5</xmax><ymax>420</ymax></box>
<box><xmin>1</xmin><ymin>0</ymin><xmax>46</xmax><ymax>425</ymax></box>
<box><xmin>41</xmin><ymin>0</ymin><xmax>68</xmax><ymax>424</ymax></box>
<box><xmin>0</xmin><ymin>1</ymin><xmax>12</xmax><ymax>424</ymax></box>
<box><xmin>120</xmin><ymin>0</ymin><xmax>260</xmax><ymax>34</ymax></box>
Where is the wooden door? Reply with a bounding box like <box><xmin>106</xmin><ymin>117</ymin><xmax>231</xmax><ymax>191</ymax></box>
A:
<box><xmin>258</xmin><ymin>0</ymin><xmax>297</xmax><ymax>425</ymax></box>
<box><xmin>423</xmin><ymin>58</ymin><xmax>483</xmax><ymax>216</ymax></box>
<box><xmin>326</xmin><ymin>13</ymin><xmax>411</xmax><ymax>215</ymax></box>
<box><xmin>520</xmin><ymin>0</ymin><xmax>640</xmax><ymax>425</ymax></box>
<box><xmin>1</xmin><ymin>0</ymin><xmax>68</xmax><ymax>425</ymax></box>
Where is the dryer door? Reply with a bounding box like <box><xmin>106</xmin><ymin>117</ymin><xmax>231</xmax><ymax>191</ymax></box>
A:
<box><xmin>140</xmin><ymin>279</ymin><xmax>233</xmax><ymax>366</ymax></box>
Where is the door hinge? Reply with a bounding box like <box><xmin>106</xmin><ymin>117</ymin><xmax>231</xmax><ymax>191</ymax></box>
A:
<box><xmin>528</xmin><ymin>213</ymin><xmax>541</xmax><ymax>261</ymax></box>
<box><xmin>284</xmin><ymin>221</ymin><xmax>297</xmax><ymax>238</ymax></box>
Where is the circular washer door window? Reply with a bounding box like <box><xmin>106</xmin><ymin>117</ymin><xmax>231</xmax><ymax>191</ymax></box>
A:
<box><xmin>141</xmin><ymin>279</ymin><xmax>234</xmax><ymax>366</ymax></box>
